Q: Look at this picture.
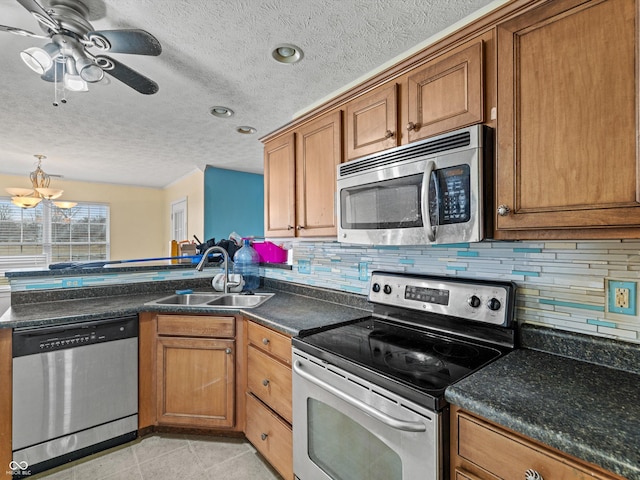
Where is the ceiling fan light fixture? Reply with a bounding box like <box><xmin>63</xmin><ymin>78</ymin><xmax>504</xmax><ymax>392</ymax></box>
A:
<box><xmin>76</xmin><ymin>57</ymin><xmax>104</xmax><ymax>83</ymax></box>
<box><xmin>20</xmin><ymin>46</ymin><xmax>54</xmax><ymax>74</ymax></box>
<box><xmin>209</xmin><ymin>106</ymin><xmax>234</xmax><ymax>118</ymax></box>
<box><xmin>271</xmin><ymin>43</ymin><xmax>303</xmax><ymax>64</ymax></box>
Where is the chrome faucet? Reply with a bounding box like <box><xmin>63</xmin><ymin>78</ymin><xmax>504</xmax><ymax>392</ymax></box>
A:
<box><xmin>195</xmin><ymin>246</ymin><xmax>234</xmax><ymax>294</ymax></box>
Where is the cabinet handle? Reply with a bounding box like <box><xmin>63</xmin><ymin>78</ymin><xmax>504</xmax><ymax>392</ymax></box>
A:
<box><xmin>525</xmin><ymin>469</ymin><xmax>543</xmax><ymax>480</ymax></box>
<box><xmin>261</xmin><ymin>433</ymin><xmax>268</xmax><ymax>441</ymax></box>
<box><xmin>497</xmin><ymin>204</ymin><xmax>511</xmax><ymax>216</ymax></box>
<box><xmin>287</xmin><ymin>225</ymin><xmax>294</xmax><ymax>230</ymax></box>
<box><xmin>262</xmin><ymin>379</ymin><xmax>270</xmax><ymax>387</ymax></box>
<box><xmin>262</xmin><ymin>337</ymin><xmax>270</xmax><ymax>345</ymax></box>
<box><xmin>407</xmin><ymin>122</ymin><xmax>419</xmax><ymax>131</ymax></box>
<box><xmin>225</xmin><ymin>348</ymin><xmax>232</xmax><ymax>354</ymax></box>
<box><xmin>296</xmin><ymin>225</ymin><xmax>305</xmax><ymax>230</ymax></box>
<box><xmin>384</xmin><ymin>130</ymin><xmax>395</xmax><ymax>139</ymax></box>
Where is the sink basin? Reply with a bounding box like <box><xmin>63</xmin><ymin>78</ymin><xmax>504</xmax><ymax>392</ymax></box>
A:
<box><xmin>152</xmin><ymin>293</ymin><xmax>222</xmax><ymax>305</ymax></box>
<box><xmin>145</xmin><ymin>292</ymin><xmax>274</xmax><ymax>309</ymax></box>
<box><xmin>206</xmin><ymin>293</ymin><xmax>274</xmax><ymax>308</ymax></box>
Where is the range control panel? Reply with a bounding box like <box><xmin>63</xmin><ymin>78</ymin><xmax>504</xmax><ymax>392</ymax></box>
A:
<box><xmin>368</xmin><ymin>271</ymin><xmax>515</xmax><ymax>326</ymax></box>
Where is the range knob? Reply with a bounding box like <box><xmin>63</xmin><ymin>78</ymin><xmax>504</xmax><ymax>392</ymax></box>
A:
<box><xmin>468</xmin><ymin>295</ymin><xmax>481</xmax><ymax>308</ymax></box>
<box><xmin>383</xmin><ymin>284</ymin><xmax>392</xmax><ymax>295</ymax></box>
<box><xmin>372</xmin><ymin>283</ymin><xmax>381</xmax><ymax>293</ymax></box>
<box><xmin>487</xmin><ymin>298</ymin><xmax>502</xmax><ymax>311</ymax></box>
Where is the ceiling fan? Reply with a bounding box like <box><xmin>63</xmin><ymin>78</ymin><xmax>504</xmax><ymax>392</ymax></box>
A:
<box><xmin>0</xmin><ymin>0</ymin><xmax>162</xmax><ymax>99</ymax></box>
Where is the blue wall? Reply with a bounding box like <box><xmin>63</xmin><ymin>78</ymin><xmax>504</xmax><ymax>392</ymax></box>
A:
<box><xmin>204</xmin><ymin>166</ymin><xmax>264</xmax><ymax>241</ymax></box>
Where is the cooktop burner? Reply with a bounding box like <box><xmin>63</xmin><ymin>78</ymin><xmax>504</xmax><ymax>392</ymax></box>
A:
<box><xmin>299</xmin><ymin>317</ymin><xmax>502</xmax><ymax>395</ymax></box>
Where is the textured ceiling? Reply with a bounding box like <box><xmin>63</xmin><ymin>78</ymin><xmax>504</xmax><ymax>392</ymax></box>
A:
<box><xmin>0</xmin><ymin>0</ymin><xmax>499</xmax><ymax>188</ymax></box>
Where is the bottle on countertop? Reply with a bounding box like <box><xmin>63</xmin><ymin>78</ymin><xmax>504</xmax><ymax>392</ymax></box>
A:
<box><xmin>233</xmin><ymin>238</ymin><xmax>260</xmax><ymax>292</ymax></box>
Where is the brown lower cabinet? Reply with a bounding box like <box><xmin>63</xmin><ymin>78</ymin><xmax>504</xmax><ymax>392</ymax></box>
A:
<box><xmin>138</xmin><ymin>313</ymin><xmax>245</xmax><ymax>432</ymax></box>
<box><xmin>451</xmin><ymin>406</ymin><xmax>624</xmax><ymax>480</ymax></box>
<box><xmin>244</xmin><ymin>319</ymin><xmax>294</xmax><ymax>480</ymax></box>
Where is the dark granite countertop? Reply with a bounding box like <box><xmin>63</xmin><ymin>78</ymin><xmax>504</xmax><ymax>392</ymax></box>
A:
<box><xmin>0</xmin><ymin>281</ymin><xmax>370</xmax><ymax>336</ymax></box>
<box><xmin>446</xmin><ymin>330</ymin><xmax>640</xmax><ymax>479</ymax></box>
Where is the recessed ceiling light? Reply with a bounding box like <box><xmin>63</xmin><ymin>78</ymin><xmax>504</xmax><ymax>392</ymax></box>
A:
<box><xmin>236</xmin><ymin>126</ymin><xmax>257</xmax><ymax>134</ymax></box>
<box><xmin>209</xmin><ymin>106</ymin><xmax>234</xmax><ymax>118</ymax></box>
<box><xmin>271</xmin><ymin>43</ymin><xmax>303</xmax><ymax>64</ymax></box>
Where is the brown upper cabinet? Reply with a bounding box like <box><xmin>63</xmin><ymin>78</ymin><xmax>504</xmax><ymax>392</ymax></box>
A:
<box><xmin>494</xmin><ymin>0</ymin><xmax>640</xmax><ymax>239</ymax></box>
<box><xmin>345</xmin><ymin>83</ymin><xmax>399</xmax><ymax>160</ymax></box>
<box><xmin>406</xmin><ymin>40</ymin><xmax>484</xmax><ymax>143</ymax></box>
<box><xmin>264</xmin><ymin>109</ymin><xmax>342</xmax><ymax>237</ymax></box>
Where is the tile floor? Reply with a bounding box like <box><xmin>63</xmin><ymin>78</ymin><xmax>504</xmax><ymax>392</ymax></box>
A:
<box><xmin>30</xmin><ymin>434</ymin><xmax>284</xmax><ymax>480</ymax></box>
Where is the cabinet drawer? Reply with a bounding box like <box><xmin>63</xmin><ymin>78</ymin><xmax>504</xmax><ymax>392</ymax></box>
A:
<box><xmin>246</xmin><ymin>393</ymin><xmax>293</xmax><ymax>480</ymax></box>
<box><xmin>458</xmin><ymin>412</ymin><xmax>613</xmax><ymax>479</ymax></box>
<box><xmin>247</xmin><ymin>345</ymin><xmax>292</xmax><ymax>423</ymax></box>
<box><xmin>247</xmin><ymin>321</ymin><xmax>291</xmax><ymax>364</ymax></box>
<box><xmin>157</xmin><ymin>315</ymin><xmax>235</xmax><ymax>338</ymax></box>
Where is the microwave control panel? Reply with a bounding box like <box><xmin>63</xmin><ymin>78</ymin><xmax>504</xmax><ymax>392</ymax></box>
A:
<box><xmin>429</xmin><ymin>164</ymin><xmax>471</xmax><ymax>225</ymax></box>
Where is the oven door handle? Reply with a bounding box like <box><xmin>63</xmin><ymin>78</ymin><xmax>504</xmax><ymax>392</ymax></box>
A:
<box><xmin>422</xmin><ymin>160</ymin><xmax>436</xmax><ymax>242</ymax></box>
<box><xmin>293</xmin><ymin>360</ymin><xmax>427</xmax><ymax>432</ymax></box>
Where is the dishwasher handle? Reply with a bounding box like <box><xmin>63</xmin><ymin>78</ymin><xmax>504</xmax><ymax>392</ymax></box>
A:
<box><xmin>293</xmin><ymin>360</ymin><xmax>427</xmax><ymax>432</ymax></box>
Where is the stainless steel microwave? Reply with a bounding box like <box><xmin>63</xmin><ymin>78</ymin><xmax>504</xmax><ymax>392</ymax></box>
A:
<box><xmin>337</xmin><ymin>124</ymin><xmax>492</xmax><ymax>246</ymax></box>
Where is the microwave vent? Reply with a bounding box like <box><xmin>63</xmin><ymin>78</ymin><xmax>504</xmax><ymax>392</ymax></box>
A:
<box><xmin>339</xmin><ymin>130</ymin><xmax>471</xmax><ymax>177</ymax></box>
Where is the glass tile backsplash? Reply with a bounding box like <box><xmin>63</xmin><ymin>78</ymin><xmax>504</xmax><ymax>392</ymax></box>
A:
<box><xmin>263</xmin><ymin>240</ymin><xmax>640</xmax><ymax>343</ymax></box>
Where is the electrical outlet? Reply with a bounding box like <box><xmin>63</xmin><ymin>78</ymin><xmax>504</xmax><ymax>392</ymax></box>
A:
<box><xmin>615</xmin><ymin>287</ymin><xmax>630</xmax><ymax>309</ymax></box>
<box><xmin>298</xmin><ymin>259</ymin><xmax>311</xmax><ymax>274</ymax></box>
<box><xmin>608</xmin><ymin>280</ymin><xmax>637</xmax><ymax>315</ymax></box>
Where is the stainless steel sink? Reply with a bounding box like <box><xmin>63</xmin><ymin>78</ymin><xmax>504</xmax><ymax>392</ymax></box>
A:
<box><xmin>206</xmin><ymin>293</ymin><xmax>273</xmax><ymax>307</ymax></box>
<box><xmin>145</xmin><ymin>292</ymin><xmax>274</xmax><ymax>309</ymax></box>
<box><xmin>152</xmin><ymin>293</ymin><xmax>223</xmax><ymax>305</ymax></box>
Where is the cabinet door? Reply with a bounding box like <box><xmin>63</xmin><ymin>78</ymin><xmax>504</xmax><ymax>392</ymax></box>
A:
<box><xmin>295</xmin><ymin>110</ymin><xmax>342</xmax><ymax>236</ymax></box>
<box><xmin>264</xmin><ymin>132</ymin><xmax>296</xmax><ymax>237</ymax></box>
<box><xmin>345</xmin><ymin>83</ymin><xmax>398</xmax><ymax>160</ymax></box>
<box><xmin>156</xmin><ymin>337</ymin><xmax>234</xmax><ymax>428</ymax></box>
<box><xmin>407</xmin><ymin>41</ymin><xmax>483</xmax><ymax>142</ymax></box>
<box><xmin>495</xmin><ymin>0</ymin><xmax>639</xmax><ymax>237</ymax></box>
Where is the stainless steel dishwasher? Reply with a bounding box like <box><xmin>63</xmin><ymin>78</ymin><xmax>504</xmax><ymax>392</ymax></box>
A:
<box><xmin>12</xmin><ymin>316</ymin><xmax>138</xmax><ymax>477</ymax></box>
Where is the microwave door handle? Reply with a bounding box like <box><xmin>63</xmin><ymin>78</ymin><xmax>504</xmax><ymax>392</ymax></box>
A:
<box><xmin>293</xmin><ymin>361</ymin><xmax>427</xmax><ymax>432</ymax></box>
<box><xmin>422</xmin><ymin>161</ymin><xmax>436</xmax><ymax>242</ymax></box>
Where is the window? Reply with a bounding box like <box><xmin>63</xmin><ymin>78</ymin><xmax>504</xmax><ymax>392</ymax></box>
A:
<box><xmin>0</xmin><ymin>198</ymin><xmax>110</xmax><ymax>264</ymax></box>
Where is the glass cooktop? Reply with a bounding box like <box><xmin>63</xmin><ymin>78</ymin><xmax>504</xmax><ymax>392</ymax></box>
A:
<box><xmin>296</xmin><ymin>317</ymin><xmax>502</xmax><ymax>398</ymax></box>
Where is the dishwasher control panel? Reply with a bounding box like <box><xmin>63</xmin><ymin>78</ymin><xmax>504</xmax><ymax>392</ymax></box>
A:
<box><xmin>13</xmin><ymin>316</ymin><xmax>138</xmax><ymax>357</ymax></box>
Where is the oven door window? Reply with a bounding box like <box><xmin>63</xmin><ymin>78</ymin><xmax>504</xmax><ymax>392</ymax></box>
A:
<box><xmin>308</xmin><ymin>398</ymin><xmax>402</xmax><ymax>480</ymax></box>
<box><xmin>428</xmin><ymin>164</ymin><xmax>471</xmax><ymax>226</ymax></box>
<box><xmin>340</xmin><ymin>174</ymin><xmax>423</xmax><ymax>230</ymax></box>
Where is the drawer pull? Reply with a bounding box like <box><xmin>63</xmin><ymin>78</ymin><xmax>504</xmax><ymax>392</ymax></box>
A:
<box><xmin>225</xmin><ymin>348</ymin><xmax>232</xmax><ymax>354</ymax></box>
<box><xmin>261</xmin><ymin>433</ymin><xmax>268</xmax><ymax>441</ymax></box>
<box><xmin>262</xmin><ymin>379</ymin><xmax>270</xmax><ymax>387</ymax></box>
<box><xmin>525</xmin><ymin>469</ymin><xmax>543</xmax><ymax>480</ymax></box>
<box><xmin>497</xmin><ymin>204</ymin><xmax>511</xmax><ymax>216</ymax></box>
<box><xmin>262</xmin><ymin>337</ymin><xmax>270</xmax><ymax>345</ymax></box>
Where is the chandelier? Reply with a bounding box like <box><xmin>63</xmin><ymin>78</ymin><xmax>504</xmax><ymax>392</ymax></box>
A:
<box><xmin>6</xmin><ymin>155</ymin><xmax>77</xmax><ymax>209</ymax></box>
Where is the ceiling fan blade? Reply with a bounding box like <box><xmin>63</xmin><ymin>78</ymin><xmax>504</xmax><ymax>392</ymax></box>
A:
<box><xmin>88</xmin><ymin>29</ymin><xmax>162</xmax><ymax>56</ymax></box>
<box><xmin>0</xmin><ymin>24</ymin><xmax>48</xmax><ymax>39</ymax></box>
<box><xmin>16</xmin><ymin>0</ymin><xmax>60</xmax><ymax>32</ymax></box>
<box><xmin>96</xmin><ymin>55</ymin><xmax>159</xmax><ymax>94</ymax></box>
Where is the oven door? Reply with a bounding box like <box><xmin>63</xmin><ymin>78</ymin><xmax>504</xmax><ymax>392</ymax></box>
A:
<box><xmin>292</xmin><ymin>349</ymin><xmax>443</xmax><ymax>480</ymax></box>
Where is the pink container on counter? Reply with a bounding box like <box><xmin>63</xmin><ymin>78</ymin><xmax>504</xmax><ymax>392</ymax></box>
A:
<box><xmin>252</xmin><ymin>241</ymin><xmax>287</xmax><ymax>263</ymax></box>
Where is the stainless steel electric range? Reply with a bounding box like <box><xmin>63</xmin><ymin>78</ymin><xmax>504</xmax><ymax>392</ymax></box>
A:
<box><xmin>292</xmin><ymin>271</ymin><xmax>517</xmax><ymax>480</ymax></box>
